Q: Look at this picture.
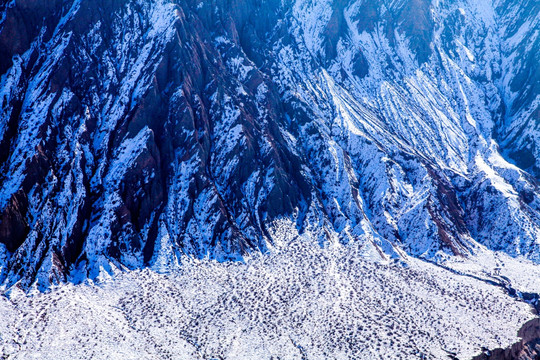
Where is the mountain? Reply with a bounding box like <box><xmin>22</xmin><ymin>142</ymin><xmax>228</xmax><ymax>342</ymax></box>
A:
<box><xmin>0</xmin><ymin>0</ymin><xmax>539</xmax><ymax>291</ymax></box>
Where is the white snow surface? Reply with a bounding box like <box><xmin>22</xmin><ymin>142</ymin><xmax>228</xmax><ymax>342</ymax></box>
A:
<box><xmin>0</xmin><ymin>235</ymin><xmax>535</xmax><ymax>360</ymax></box>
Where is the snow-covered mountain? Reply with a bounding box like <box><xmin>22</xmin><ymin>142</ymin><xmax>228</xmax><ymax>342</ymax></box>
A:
<box><xmin>0</xmin><ymin>0</ymin><xmax>538</xmax><ymax>292</ymax></box>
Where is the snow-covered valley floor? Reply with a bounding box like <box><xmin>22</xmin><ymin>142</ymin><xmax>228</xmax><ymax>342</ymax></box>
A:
<box><xmin>0</xmin><ymin>240</ymin><xmax>537</xmax><ymax>359</ymax></box>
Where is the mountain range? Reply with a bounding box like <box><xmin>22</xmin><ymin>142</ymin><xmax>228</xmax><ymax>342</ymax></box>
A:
<box><xmin>1</xmin><ymin>0</ymin><xmax>538</xmax><ymax>290</ymax></box>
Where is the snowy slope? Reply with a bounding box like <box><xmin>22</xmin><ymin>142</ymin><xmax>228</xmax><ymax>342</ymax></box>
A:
<box><xmin>0</xmin><ymin>236</ymin><xmax>536</xmax><ymax>359</ymax></box>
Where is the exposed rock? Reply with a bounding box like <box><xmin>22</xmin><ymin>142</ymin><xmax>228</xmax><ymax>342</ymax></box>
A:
<box><xmin>473</xmin><ymin>319</ymin><xmax>540</xmax><ymax>360</ymax></box>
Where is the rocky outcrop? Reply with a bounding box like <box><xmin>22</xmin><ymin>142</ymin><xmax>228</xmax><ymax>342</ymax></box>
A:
<box><xmin>473</xmin><ymin>319</ymin><xmax>540</xmax><ymax>360</ymax></box>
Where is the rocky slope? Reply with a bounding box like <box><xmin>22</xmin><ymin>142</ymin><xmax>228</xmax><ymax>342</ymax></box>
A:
<box><xmin>0</xmin><ymin>0</ymin><xmax>539</xmax><ymax>289</ymax></box>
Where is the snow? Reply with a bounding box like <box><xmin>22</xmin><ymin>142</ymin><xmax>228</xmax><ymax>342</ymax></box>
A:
<box><xmin>85</xmin><ymin>127</ymin><xmax>152</xmax><ymax>275</ymax></box>
<box><xmin>0</xmin><ymin>32</ymin><xmax>73</xmax><ymax>210</ymax></box>
<box><xmin>227</xmin><ymin>57</ymin><xmax>254</xmax><ymax>82</ymax></box>
<box><xmin>292</xmin><ymin>0</ymin><xmax>333</xmax><ymax>57</ymax></box>
<box><xmin>0</xmin><ymin>237</ymin><xmax>535</xmax><ymax>359</ymax></box>
<box><xmin>444</xmin><ymin>247</ymin><xmax>540</xmax><ymax>295</ymax></box>
<box><xmin>474</xmin><ymin>152</ymin><xmax>518</xmax><ymax>199</ymax></box>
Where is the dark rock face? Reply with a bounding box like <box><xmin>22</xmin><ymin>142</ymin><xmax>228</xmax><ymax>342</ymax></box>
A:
<box><xmin>495</xmin><ymin>0</ymin><xmax>540</xmax><ymax>177</ymax></box>
<box><xmin>0</xmin><ymin>0</ymin><xmax>63</xmax><ymax>74</ymax></box>
<box><xmin>473</xmin><ymin>319</ymin><xmax>540</xmax><ymax>360</ymax></box>
<box><xmin>0</xmin><ymin>0</ymin><xmax>539</xmax><ymax>288</ymax></box>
